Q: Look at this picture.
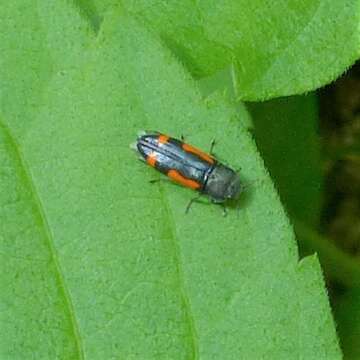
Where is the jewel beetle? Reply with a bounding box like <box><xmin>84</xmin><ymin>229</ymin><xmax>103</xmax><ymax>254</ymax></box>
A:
<box><xmin>133</xmin><ymin>131</ymin><xmax>242</xmax><ymax>213</ymax></box>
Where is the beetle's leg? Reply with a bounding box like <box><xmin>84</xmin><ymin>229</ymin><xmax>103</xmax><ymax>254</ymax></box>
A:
<box><xmin>221</xmin><ymin>204</ymin><xmax>228</xmax><ymax>217</ymax></box>
<box><xmin>209</xmin><ymin>139</ymin><xmax>216</xmax><ymax>156</ymax></box>
<box><xmin>185</xmin><ymin>194</ymin><xmax>203</xmax><ymax>214</ymax></box>
<box><xmin>236</xmin><ymin>203</ymin><xmax>241</xmax><ymax>218</ymax></box>
<box><xmin>181</xmin><ymin>134</ymin><xmax>185</xmax><ymax>142</ymax></box>
<box><xmin>149</xmin><ymin>178</ymin><xmax>171</xmax><ymax>184</ymax></box>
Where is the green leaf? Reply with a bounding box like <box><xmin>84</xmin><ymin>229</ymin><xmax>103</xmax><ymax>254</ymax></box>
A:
<box><xmin>298</xmin><ymin>255</ymin><xmax>342</xmax><ymax>358</ymax></box>
<box><xmin>1</xmin><ymin>3</ymin><xmax>340</xmax><ymax>358</ymax></box>
<box><xmin>92</xmin><ymin>0</ymin><xmax>360</xmax><ymax>100</ymax></box>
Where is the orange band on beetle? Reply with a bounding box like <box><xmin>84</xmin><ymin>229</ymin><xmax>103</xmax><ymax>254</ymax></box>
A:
<box><xmin>147</xmin><ymin>152</ymin><xmax>157</xmax><ymax>167</ymax></box>
<box><xmin>182</xmin><ymin>143</ymin><xmax>214</xmax><ymax>164</ymax></box>
<box><xmin>158</xmin><ymin>134</ymin><xmax>170</xmax><ymax>144</ymax></box>
<box><xmin>167</xmin><ymin>169</ymin><xmax>201</xmax><ymax>190</ymax></box>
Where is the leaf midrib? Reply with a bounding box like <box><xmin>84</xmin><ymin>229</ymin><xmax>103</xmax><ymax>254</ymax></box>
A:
<box><xmin>158</xmin><ymin>181</ymin><xmax>199</xmax><ymax>359</ymax></box>
<box><xmin>0</xmin><ymin>120</ymin><xmax>85</xmax><ymax>359</ymax></box>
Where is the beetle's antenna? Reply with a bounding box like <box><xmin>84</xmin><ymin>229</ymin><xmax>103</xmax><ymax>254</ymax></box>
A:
<box><xmin>241</xmin><ymin>180</ymin><xmax>257</xmax><ymax>192</ymax></box>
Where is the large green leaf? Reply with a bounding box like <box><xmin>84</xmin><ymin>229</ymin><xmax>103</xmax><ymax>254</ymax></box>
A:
<box><xmin>92</xmin><ymin>0</ymin><xmax>360</xmax><ymax>100</ymax></box>
<box><xmin>0</xmin><ymin>2</ymin><xmax>340</xmax><ymax>358</ymax></box>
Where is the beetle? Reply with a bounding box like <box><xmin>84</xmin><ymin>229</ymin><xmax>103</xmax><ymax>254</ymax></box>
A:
<box><xmin>133</xmin><ymin>131</ymin><xmax>242</xmax><ymax>214</ymax></box>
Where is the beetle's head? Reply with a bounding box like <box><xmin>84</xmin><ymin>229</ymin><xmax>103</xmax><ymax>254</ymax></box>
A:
<box><xmin>205</xmin><ymin>164</ymin><xmax>243</xmax><ymax>203</ymax></box>
<box><xmin>224</xmin><ymin>174</ymin><xmax>242</xmax><ymax>200</ymax></box>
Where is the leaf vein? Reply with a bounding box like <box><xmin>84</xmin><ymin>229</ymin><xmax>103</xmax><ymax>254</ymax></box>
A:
<box><xmin>158</xmin><ymin>183</ymin><xmax>199</xmax><ymax>359</ymax></box>
<box><xmin>0</xmin><ymin>120</ymin><xmax>85</xmax><ymax>360</ymax></box>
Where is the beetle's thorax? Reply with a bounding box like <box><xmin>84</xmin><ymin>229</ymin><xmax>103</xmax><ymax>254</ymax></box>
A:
<box><xmin>204</xmin><ymin>164</ymin><xmax>242</xmax><ymax>202</ymax></box>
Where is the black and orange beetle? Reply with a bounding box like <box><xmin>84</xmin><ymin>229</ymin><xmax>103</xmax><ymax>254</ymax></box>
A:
<box><xmin>133</xmin><ymin>131</ymin><xmax>242</xmax><ymax>213</ymax></box>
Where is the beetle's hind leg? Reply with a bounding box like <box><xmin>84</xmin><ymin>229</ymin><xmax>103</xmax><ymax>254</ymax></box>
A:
<box><xmin>221</xmin><ymin>204</ymin><xmax>228</xmax><ymax>217</ymax></box>
<box><xmin>149</xmin><ymin>177</ymin><xmax>172</xmax><ymax>184</ymax></box>
<box><xmin>185</xmin><ymin>193</ymin><xmax>203</xmax><ymax>214</ymax></box>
